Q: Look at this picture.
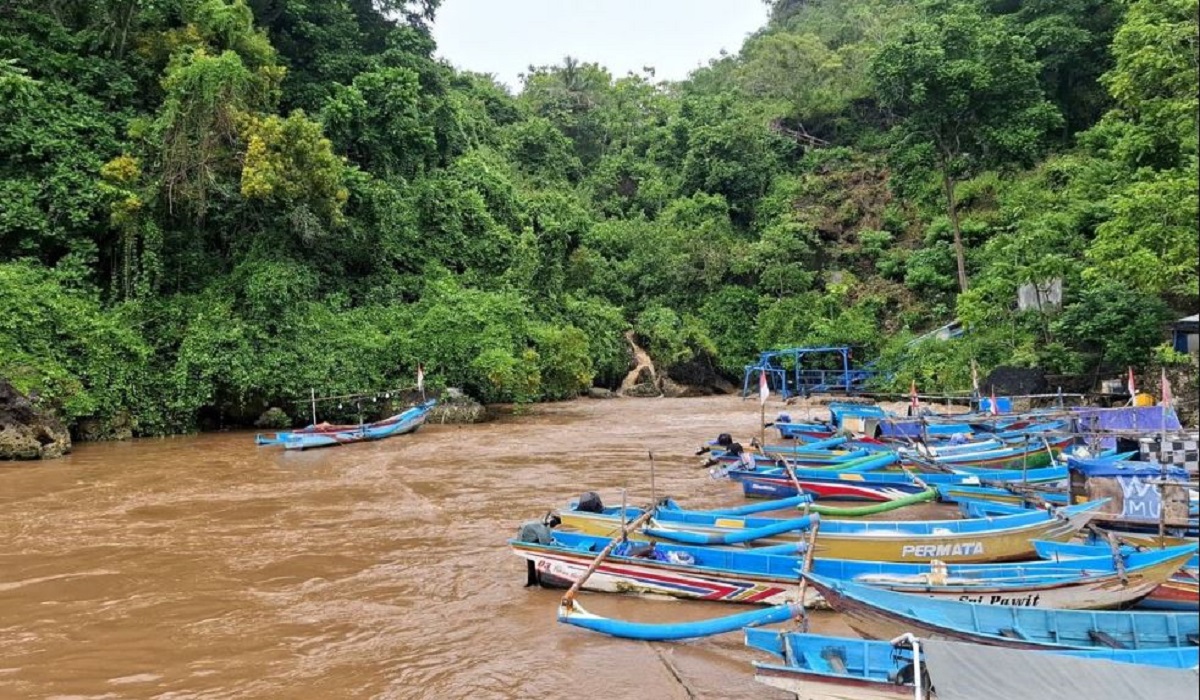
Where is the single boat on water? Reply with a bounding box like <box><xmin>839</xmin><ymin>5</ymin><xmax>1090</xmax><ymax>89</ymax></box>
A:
<box><xmin>255</xmin><ymin>400</ymin><xmax>436</xmax><ymax>450</ymax></box>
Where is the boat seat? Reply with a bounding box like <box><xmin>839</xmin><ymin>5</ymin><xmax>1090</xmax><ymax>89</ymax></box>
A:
<box><xmin>1088</xmin><ymin>630</ymin><xmax>1126</xmax><ymax>649</ymax></box>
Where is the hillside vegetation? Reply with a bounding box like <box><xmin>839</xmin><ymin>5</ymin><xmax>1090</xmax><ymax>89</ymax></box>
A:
<box><xmin>1</xmin><ymin>0</ymin><xmax>1196</xmax><ymax>435</ymax></box>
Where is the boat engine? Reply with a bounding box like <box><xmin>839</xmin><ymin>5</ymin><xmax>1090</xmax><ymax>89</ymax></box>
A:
<box><xmin>575</xmin><ymin>491</ymin><xmax>604</xmax><ymax>513</ymax></box>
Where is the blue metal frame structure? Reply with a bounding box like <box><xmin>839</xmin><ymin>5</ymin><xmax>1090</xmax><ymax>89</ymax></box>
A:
<box><xmin>741</xmin><ymin>346</ymin><xmax>877</xmax><ymax>398</ymax></box>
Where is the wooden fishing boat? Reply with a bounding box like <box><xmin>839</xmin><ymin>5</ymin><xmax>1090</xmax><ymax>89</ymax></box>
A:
<box><xmin>1140</xmin><ymin>570</ymin><xmax>1200</xmax><ymax>611</ymax></box>
<box><xmin>1033</xmin><ymin>539</ymin><xmax>1199</xmax><ymax>612</ymax></box>
<box><xmin>960</xmin><ymin>500</ymin><xmax>1200</xmax><ymax>540</ymax></box>
<box><xmin>802</xmin><ymin>572</ymin><xmax>1200</xmax><ymax>649</ymax></box>
<box><xmin>1033</xmin><ymin>539</ymin><xmax>1198</xmax><ymax>574</ymax></box>
<box><xmin>937</xmin><ymin>483</ymin><xmax>1069</xmax><ymax>507</ymax></box>
<box><xmin>555</xmin><ymin>499</ymin><xmax>1103</xmax><ymax>562</ymax></box>
<box><xmin>932</xmin><ymin>451</ymin><xmax>1147</xmax><ymax>506</ymax></box>
<box><xmin>255</xmin><ymin>400</ymin><xmax>436</xmax><ymax>450</ymax></box>
<box><xmin>900</xmin><ymin>435</ymin><xmax>1074</xmax><ymax>470</ymax></box>
<box><xmin>710</xmin><ymin>448</ymin><xmax>883</xmax><ymax>471</ymax></box>
<box><xmin>746</xmin><ymin>629</ymin><xmax>1200</xmax><ymax>700</ymax></box>
<box><xmin>514</xmin><ymin>530</ymin><xmax>808</xmax><ymax>606</ymax></box>
<box><xmin>734</xmin><ymin>464</ymin><xmax>1068</xmax><ymax>502</ymax></box>
<box><xmin>775</xmin><ymin>419</ymin><xmax>837</xmax><ymax>440</ymax></box>
<box><xmin>513</xmin><ymin>530</ymin><xmax>1192</xmax><ymax>609</ymax></box>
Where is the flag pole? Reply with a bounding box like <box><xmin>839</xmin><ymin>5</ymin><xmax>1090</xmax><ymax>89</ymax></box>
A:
<box><xmin>759</xmin><ymin>369</ymin><xmax>768</xmax><ymax>447</ymax></box>
<box><xmin>1158</xmin><ymin>369</ymin><xmax>1170</xmax><ymax>547</ymax></box>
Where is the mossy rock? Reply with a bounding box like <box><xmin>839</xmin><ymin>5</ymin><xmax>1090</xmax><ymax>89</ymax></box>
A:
<box><xmin>427</xmin><ymin>392</ymin><xmax>487</xmax><ymax>424</ymax></box>
<box><xmin>255</xmin><ymin>407</ymin><xmax>292</xmax><ymax>429</ymax></box>
<box><xmin>0</xmin><ymin>380</ymin><xmax>72</xmax><ymax>460</ymax></box>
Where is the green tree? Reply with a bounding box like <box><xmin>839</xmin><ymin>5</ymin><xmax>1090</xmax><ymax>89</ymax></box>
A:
<box><xmin>871</xmin><ymin>0</ymin><xmax>1061</xmax><ymax>291</ymax></box>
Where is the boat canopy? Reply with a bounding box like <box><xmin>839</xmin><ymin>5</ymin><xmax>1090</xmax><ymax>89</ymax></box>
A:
<box><xmin>921</xmin><ymin>638</ymin><xmax>1198</xmax><ymax>700</ymax></box>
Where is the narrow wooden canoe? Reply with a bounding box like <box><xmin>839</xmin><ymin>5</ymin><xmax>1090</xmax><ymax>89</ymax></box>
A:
<box><xmin>803</xmin><ymin>572</ymin><xmax>1200</xmax><ymax>650</ymax></box>
<box><xmin>256</xmin><ymin>400</ymin><xmax>436</xmax><ymax>450</ymax></box>
<box><xmin>556</xmin><ymin>500</ymin><xmax>1103</xmax><ymax>562</ymax></box>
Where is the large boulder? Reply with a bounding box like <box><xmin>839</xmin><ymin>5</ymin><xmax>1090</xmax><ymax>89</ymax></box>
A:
<box><xmin>0</xmin><ymin>380</ymin><xmax>72</xmax><ymax>460</ymax></box>
<box><xmin>981</xmin><ymin>366</ymin><xmax>1048</xmax><ymax>397</ymax></box>
<box><xmin>74</xmin><ymin>409</ymin><xmax>134</xmax><ymax>442</ymax></box>
<box><xmin>426</xmin><ymin>391</ymin><xmax>487</xmax><ymax>424</ymax></box>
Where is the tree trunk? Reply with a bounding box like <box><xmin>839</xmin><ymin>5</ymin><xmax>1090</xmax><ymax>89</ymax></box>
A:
<box><xmin>942</xmin><ymin>173</ymin><xmax>969</xmax><ymax>292</ymax></box>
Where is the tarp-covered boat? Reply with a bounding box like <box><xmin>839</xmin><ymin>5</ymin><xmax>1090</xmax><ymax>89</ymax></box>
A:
<box><xmin>747</xmin><ymin>630</ymin><xmax>1200</xmax><ymax>700</ymax></box>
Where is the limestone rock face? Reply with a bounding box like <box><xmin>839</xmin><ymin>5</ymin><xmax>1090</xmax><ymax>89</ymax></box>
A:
<box><xmin>0</xmin><ymin>380</ymin><xmax>72</xmax><ymax>460</ymax></box>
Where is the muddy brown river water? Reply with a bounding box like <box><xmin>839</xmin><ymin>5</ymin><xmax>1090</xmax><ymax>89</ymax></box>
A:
<box><xmin>1</xmin><ymin>395</ymin><xmax>933</xmax><ymax>700</ymax></box>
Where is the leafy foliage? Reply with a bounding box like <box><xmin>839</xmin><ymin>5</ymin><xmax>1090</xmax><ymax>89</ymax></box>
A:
<box><xmin>0</xmin><ymin>0</ymin><xmax>1195</xmax><ymax>437</ymax></box>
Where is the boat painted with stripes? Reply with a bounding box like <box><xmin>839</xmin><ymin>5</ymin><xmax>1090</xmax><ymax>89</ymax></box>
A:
<box><xmin>731</xmin><ymin>464</ymin><xmax>1068</xmax><ymax>502</ymax></box>
<box><xmin>513</xmin><ymin>530</ymin><xmax>1192</xmax><ymax>609</ymax></box>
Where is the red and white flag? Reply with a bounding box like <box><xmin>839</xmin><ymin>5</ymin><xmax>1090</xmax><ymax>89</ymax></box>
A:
<box><xmin>989</xmin><ymin>387</ymin><xmax>999</xmax><ymax>416</ymax></box>
<box><xmin>1127</xmin><ymin>367</ymin><xmax>1137</xmax><ymax>397</ymax></box>
<box><xmin>1161</xmin><ymin>369</ymin><xmax>1173</xmax><ymax>406</ymax></box>
<box><xmin>416</xmin><ymin>364</ymin><xmax>425</xmax><ymax>394</ymax></box>
<box><xmin>759</xmin><ymin>370</ymin><xmax>769</xmax><ymax>405</ymax></box>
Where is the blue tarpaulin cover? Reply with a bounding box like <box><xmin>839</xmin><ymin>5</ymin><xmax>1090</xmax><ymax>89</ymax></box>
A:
<box><xmin>1072</xmin><ymin>406</ymin><xmax>1181</xmax><ymax>432</ymax></box>
<box><xmin>1066</xmin><ymin>456</ymin><xmax>1190</xmax><ymax>481</ymax></box>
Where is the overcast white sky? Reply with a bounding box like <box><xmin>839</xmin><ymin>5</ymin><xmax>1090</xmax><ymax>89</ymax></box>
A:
<box><xmin>431</xmin><ymin>0</ymin><xmax>771</xmax><ymax>92</ymax></box>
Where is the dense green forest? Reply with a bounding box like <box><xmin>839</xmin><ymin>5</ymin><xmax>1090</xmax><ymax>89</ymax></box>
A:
<box><xmin>1</xmin><ymin>0</ymin><xmax>1196</xmax><ymax>436</ymax></box>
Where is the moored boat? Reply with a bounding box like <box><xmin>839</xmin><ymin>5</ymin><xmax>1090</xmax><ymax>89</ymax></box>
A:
<box><xmin>555</xmin><ymin>498</ymin><xmax>1103</xmax><ymax>561</ymax></box>
<box><xmin>746</xmin><ymin>629</ymin><xmax>1200</xmax><ymax>700</ymax></box>
<box><xmin>802</xmin><ymin>572</ymin><xmax>1200</xmax><ymax>649</ymax></box>
<box><xmin>513</xmin><ymin>529</ymin><xmax>1192</xmax><ymax>609</ymax></box>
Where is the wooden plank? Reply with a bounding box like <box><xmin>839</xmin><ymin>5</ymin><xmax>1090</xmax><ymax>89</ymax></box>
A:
<box><xmin>1088</xmin><ymin>629</ymin><xmax>1126</xmax><ymax>649</ymax></box>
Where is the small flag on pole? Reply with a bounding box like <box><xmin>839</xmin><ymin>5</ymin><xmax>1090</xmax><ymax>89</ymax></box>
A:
<box><xmin>989</xmin><ymin>387</ymin><xmax>999</xmax><ymax>416</ymax></box>
<box><xmin>1161</xmin><ymin>368</ymin><xmax>1173</xmax><ymax>407</ymax></box>
<box><xmin>1127</xmin><ymin>367</ymin><xmax>1137</xmax><ymax>397</ymax></box>
<box><xmin>759</xmin><ymin>370</ymin><xmax>770</xmax><ymax>405</ymax></box>
<box><xmin>910</xmin><ymin>379</ymin><xmax>919</xmax><ymax>410</ymax></box>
